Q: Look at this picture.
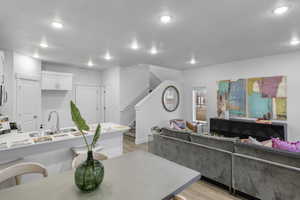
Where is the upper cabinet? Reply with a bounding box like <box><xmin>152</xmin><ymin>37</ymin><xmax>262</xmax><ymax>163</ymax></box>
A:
<box><xmin>41</xmin><ymin>71</ymin><xmax>73</xmax><ymax>91</ymax></box>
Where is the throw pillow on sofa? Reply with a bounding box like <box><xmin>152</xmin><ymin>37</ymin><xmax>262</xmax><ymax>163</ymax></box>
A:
<box><xmin>272</xmin><ymin>138</ymin><xmax>300</xmax><ymax>153</ymax></box>
<box><xmin>161</xmin><ymin>127</ymin><xmax>191</xmax><ymax>141</ymax></box>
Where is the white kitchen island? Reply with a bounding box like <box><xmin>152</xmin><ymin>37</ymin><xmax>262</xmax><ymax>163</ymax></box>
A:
<box><xmin>0</xmin><ymin>123</ymin><xmax>129</xmax><ymax>184</ymax></box>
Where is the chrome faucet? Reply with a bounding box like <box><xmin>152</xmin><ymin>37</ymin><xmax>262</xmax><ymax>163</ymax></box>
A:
<box><xmin>48</xmin><ymin>111</ymin><xmax>60</xmax><ymax>133</ymax></box>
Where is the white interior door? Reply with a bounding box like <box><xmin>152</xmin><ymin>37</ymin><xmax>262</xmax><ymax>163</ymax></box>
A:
<box><xmin>17</xmin><ymin>79</ymin><xmax>41</xmax><ymax>132</ymax></box>
<box><xmin>75</xmin><ymin>85</ymin><xmax>104</xmax><ymax>124</ymax></box>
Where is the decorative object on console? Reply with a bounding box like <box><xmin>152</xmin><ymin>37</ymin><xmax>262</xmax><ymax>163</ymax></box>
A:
<box><xmin>255</xmin><ymin>119</ymin><xmax>272</xmax><ymax>124</ymax></box>
<box><xmin>162</xmin><ymin>85</ymin><xmax>180</xmax><ymax>112</ymax></box>
<box><xmin>217</xmin><ymin>76</ymin><xmax>287</xmax><ymax>120</ymax></box>
<box><xmin>70</xmin><ymin>101</ymin><xmax>104</xmax><ymax>192</ymax></box>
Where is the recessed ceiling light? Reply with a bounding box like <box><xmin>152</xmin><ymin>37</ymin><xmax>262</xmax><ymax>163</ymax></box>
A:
<box><xmin>87</xmin><ymin>60</ymin><xmax>94</xmax><ymax>67</ymax></box>
<box><xmin>149</xmin><ymin>46</ymin><xmax>158</xmax><ymax>55</ymax></box>
<box><xmin>160</xmin><ymin>15</ymin><xmax>172</xmax><ymax>24</ymax></box>
<box><xmin>290</xmin><ymin>38</ymin><xmax>300</xmax><ymax>46</ymax></box>
<box><xmin>273</xmin><ymin>6</ymin><xmax>289</xmax><ymax>15</ymax></box>
<box><xmin>40</xmin><ymin>41</ymin><xmax>48</xmax><ymax>48</ymax></box>
<box><xmin>33</xmin><ymin>52</ymin><xmax>39</xmax><ymax>59</ymax></box>
<box><xmin>189</xmin><ymin>57</ymin><xmax>197</xmax><ymax>65</ymax></box>
<box><xmin>104</xmin><ymin>51</ymin><xmax>113</xmax><ymax>60</ymax></box>
<box><xmin>130</xmin><ymin>39</ymin><xmax>140</xmax><ymax>50</ymax></box>
<box><xmin>51</xmin><ymin>21</ymin><xmax>63</xmax><ymax>29</ymax></box>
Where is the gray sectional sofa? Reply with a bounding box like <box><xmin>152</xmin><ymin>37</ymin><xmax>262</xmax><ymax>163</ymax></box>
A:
<box><xmin>149</xmin><ymin>127</ymin><xmax>300</xmax><ymax>200</ymax></box>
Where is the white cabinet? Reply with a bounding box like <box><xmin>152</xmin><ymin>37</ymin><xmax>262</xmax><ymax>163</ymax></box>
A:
<box><xmin>41</xmin><ymin>71</ymin><xmax>73</xmax><ymax>91</ymax></box>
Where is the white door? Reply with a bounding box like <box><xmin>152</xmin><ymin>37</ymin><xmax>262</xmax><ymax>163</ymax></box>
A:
<box><xmin>75</xmin><ymin>85</ymin><xmax>104</xmax><ymax>124</ymax></box>
<box><xmin>104</xmin><ymin>85</ymin><xmax>116</xmax><ymax>123</ymax></box>
<box><xmin>17</xmin><ymin>79</ymin><xmax>41</xmax><ymax>132</ymax></box>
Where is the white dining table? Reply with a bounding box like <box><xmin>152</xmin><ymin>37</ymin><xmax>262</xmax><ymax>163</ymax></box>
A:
<box><xmin>0</xmin><ymin>150</ymin><xmax>201</xmax><ymax>200</ymax></box>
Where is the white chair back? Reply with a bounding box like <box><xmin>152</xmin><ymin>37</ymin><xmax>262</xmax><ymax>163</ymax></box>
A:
<box><xmin>172</xmin><ymin>195</ymin><xmax>187</xmax><ymax>200</ymax></box>
<box><xmin>0</xmin><ymin>162</ymin><xmax>48</xmax><ymax>185</ymax></box>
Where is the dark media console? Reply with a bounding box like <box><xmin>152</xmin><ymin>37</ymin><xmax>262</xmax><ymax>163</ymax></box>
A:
<box><xmin>210</xmin><ymin>118</ymin><xmax>287</xmax><ymax>141</ymax></box>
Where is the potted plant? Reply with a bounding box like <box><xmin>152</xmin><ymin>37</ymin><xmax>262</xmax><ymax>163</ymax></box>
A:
<box><xmin>70</xmin><ymin>101</ymin><xmax>104</xmax><ymax>192</ymax></box>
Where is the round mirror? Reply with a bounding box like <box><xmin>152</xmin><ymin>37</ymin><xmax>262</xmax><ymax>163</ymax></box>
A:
<box><xmin>162</xmin><ymin>86</ymin><xmax>180</xmax><ymax>112</ymax></box>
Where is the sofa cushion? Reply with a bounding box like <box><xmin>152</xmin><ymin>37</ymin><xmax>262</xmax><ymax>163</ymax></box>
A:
<box><xmin>151</xmin><ymin>133</ymin><xmax>232</xmax><ymax>187</ymax></box>
<box><xmin>235</xmin><ymin>142</ymin><xmax>300</xmax><ymax>168</ymax></box>
<box><xmin>161</xmin><ymin>127</ymin><xmax>191</xmax><ymax>141</ymax></box>
<box><xmin>272</xmin><ymin>138</ymin><xmax>300</xmax><ymax>152</ymax></box>
<box><xmin>190</xmin><ymin>134</ymin><xmax>236</xmax><ymax>152</ymax></box>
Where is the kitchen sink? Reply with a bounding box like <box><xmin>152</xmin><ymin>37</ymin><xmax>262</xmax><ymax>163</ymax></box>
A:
<box><xmin>46</xmin><ymin>128</ymin><xmax>77</xmax><ymax>135</ymax></box>
<box><xmin>28</xmin><ymin>128</ymin><xmax>77</xmax><ymax>137</ymax></box>
<box><xmin>60</xmin><ymin>128</ymin><xmax>77</xmax><ymax>133</ymax></box>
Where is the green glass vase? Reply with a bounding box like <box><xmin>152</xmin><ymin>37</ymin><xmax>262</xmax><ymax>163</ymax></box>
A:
<box><xmin>74</xmin><ymin>151</ymin><xmax>104</xmax><ymax>192</ymax></box>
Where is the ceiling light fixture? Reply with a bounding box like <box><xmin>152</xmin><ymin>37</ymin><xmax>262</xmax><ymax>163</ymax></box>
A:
<box><xmin>130</xmin><ymin>39</ymin><xmax>140</xmax><ymax>50</ymax></box>
<box><xmin>51</xmin><ymin>21</ymin><xmax>63</xmax><ymax>29</ymax></box>
<box><xmin>149</xmin><ymin>46</ymin><xmax>158</xmax><ymax>55</ymax></box>
<box><xmin>40</xmin><ymin>41</ymin><xmax>48</xmax><ymax>48</ymax></box>
<box><xmin>290</xmin><ymin>38</ymin><xmax>300</xmax><ymax>46</ymax></box>
<box><xmin>104</xmin><ymin>51</ymin><xmax>112</xmax><ymax>60</ymax></box>
<box><xmin>189</xmin><ymin>57</ymin><xmax>197</xmax><ymax>65</ymax></box>
<box><xmin>273</xmin><ymin>6</ymin><xmax>289</xmax><ymax>15</ymax></box>
<box><xmin>160</xmin><ymin>15</ymin><xmax>172</xmax><ymax>24</ymax></box>
<box><xmin>33</xmin><ymin>52</ymin><xmax>39</xmax><ymax>59</ymax></box>
<box><xmin>87</xmin><ymin>60</ymin><xmax>94</xmax><ymax>67</ymax></box>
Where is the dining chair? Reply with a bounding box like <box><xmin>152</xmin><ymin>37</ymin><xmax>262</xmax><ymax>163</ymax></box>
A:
<box><xmin>172</xmin><ymin>195</ymin><xmax>187</xmax><ymax>200</ymax></box>
<box><xmin>0</xmin><ymin>162</ymin><xmax>48</xmax><ymax>185</ymax></box>
<box><xmin>72</xmin><ymin>152</ymin><xmax>108</xmax><ymax>169</ymax></box>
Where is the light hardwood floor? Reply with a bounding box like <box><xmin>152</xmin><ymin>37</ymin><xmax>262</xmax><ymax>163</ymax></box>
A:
<box><xmin>123</xmin><ymin>136</ymin><xmax>246</xmax><ymax>200</ymax></box>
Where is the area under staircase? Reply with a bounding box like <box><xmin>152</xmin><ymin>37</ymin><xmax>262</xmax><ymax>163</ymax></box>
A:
<box><xmin>121</xmin><ymin>88</ymin><xmax>153</xmax><ymax>138</ymax></box>
<box><xmin>122</xmin><ymin>71</ymin><xmax>162</xmax><ymax>138</ymax></box>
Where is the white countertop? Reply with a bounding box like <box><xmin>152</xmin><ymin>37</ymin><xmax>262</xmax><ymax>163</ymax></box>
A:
<box><xmin>0</xmin><ymin>123</ymin><xmax>129</xmax><ymax>152</ymax></box>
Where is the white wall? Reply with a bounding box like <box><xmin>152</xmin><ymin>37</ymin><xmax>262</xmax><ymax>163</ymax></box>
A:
<box><xmin>120</xmin><ymin>65</ymin><xmax>149</xmax><ymax>111</ymax></box>
<box><xmin>183</xmin><ymin>51</ymin><xmax>300</xmax><ymax>142</ymax></box>
<box><xmin>13</xmin><ymin>53</ymin><xmax>41</xmax><ymax>76</ymax></box>
<box><xmin>118</xmin><ymin>64</ymin><xmax>182</xmax><ymax>126</ymax></box>
<box><xmin>0</xmin><ymin>51</ymin><xmax>42</xmax><ymax>125</ymax></box>
<box><xmin>101</xmin><ymin>67</ymin><xmax>121</xmax><ymax>124</ymax></box>
<box><xmin>41</xmin><ymin>63</ymin><xmax>102</xmax><ymax>128</ymax></box>
<box><xmin>119</xmin><ymin>65</ymin><xmax>149</xmax><ymax>125</ymax></box>
<box><xmin>149</xmin><ymin>65</ymin><xmax>183</xmax><ymax>83</ymax></box>
<box><xmin>135</xmin><ymin>80</ymin><xmax>183</xmax><ymax>144</ymax></box>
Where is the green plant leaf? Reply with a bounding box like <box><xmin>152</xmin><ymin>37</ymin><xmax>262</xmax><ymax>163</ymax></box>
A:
<box><xmin>70</xmin><ymin>101</ymin><xmax>90</xmax><ymax>132</ymax></box>
<box><xmin>92</xmin><ymin>124</ymin><xmax>101</xmax><ymax>148</ymax></box>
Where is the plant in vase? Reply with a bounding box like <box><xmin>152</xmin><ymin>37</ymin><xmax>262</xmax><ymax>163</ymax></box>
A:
<box><xmin>70</xmin><ymin>101</ymin><xmax>104</xmax><ymax>192</ymax></box>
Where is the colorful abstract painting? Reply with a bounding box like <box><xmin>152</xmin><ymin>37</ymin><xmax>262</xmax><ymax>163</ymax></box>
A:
<box><xmin>229</xmin><ymin>79</ymin><xmax>246</xmax><ymax>117</ymax></box>
<box><xmin>217</xmin><ymin>80</ymin><xmax>230</xmax><ymax>118</ymax></box>
<box><xmin>247</xmin><ymin>76</ymin><xmax>287</xmax><ymax>120</ymax></box>
<box><xmin>217</xmin><ymin>76</ymin><xmax>287</xmax><ymax>120</ymax></box>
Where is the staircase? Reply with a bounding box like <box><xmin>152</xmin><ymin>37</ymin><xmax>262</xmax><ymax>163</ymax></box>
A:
<box><xmin>121</xmin><ymin>88</ymin><xmax>153</xmax><ymax>138</ymax></box>
<box><xmin>122</xmin><ymin>72</ymin><xmax>162</xmax><ymax>138</ymax></box>
<box><xmin>121</xmin><ymin>66</ymin><xmax>179</xmax><ymax>140</ymax></box>
<box><xmin>125</xmin><ymin>120</ymin><xmax>136</xmax><ymax>138</ymax></box>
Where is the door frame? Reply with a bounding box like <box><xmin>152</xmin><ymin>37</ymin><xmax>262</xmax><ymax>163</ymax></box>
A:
<box><xmin>15</xmin><ymin>73</ymin><xmax>41</xmax><ymax>131</ymax></box>
<box><xmin>74</xmin><ymin>84</ymin><xmax>106</xmax><ymax>123</ymax></box>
